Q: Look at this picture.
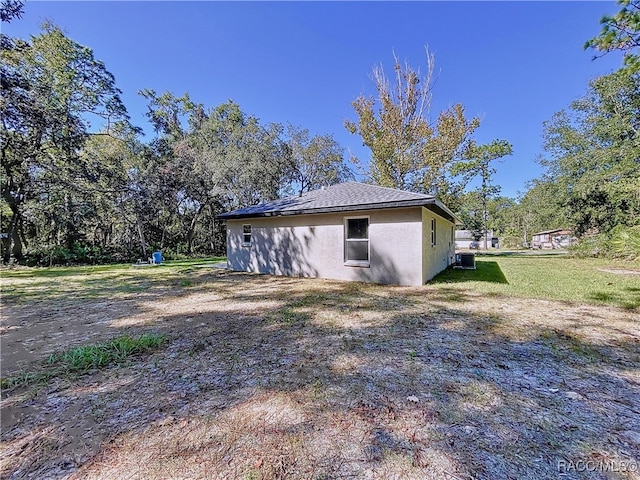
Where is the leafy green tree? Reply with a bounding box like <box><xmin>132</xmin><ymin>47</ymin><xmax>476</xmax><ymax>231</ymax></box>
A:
<box><xmin>456</xmin><ymin>191</ymin><xmax>485</xmax><ymax>241</ymax></box>
<box><xmin>459</xmin><ymin>180</ymin><xmax>569</xmax><ymax>250</ymax></box>
<box><xmin>486</xmin><ymin>197</ymin><xmax>517</xmax><ymax>235</ymax></box>
<box><xmin>139</xmin><ymin>89</ymin><xmax>199</xmax><ymax>140</ymax></box>
<box><xmin>75</xmin><ymin>129</ymin><xmax>151</xmax><ymax>256</ymax></box>
<box><xmin>540</xmin><ymin>69</ymin><xmax>640</xmax><ymax>236</ymax></box>
<box><xmin>585</xmin><ymin>0</ymin><xmax>640</xmax><ymax>72</ymax></box>
<box><xmin>0</xmin><ymin>0</ymin><xmax>24</xmax><ymax>22</ymax></box>
<box><xmin>345</xmin><ymin>50</ymin><xmax>480</xmax><ymax>202</ymax></box>
<box><xmin>457</xmin><ymin>193</ymin><xmax>519</xmax><ymax>247</ymax></box>
<box><xmin>1</xmin><ymin>17</ymin><xmax>356</xmax><ymax>264</ymax></box>
<box><xmin>141</xmin><ymin>94</ymin><xmax>294</xmax><ymax>253</ymax></box>
<box><xmin>1</xmin><ymin>22</ymin><xmax>132</xmax><ymax>261</ymax></box>
<box><xmin>516</xmin><ymin>180</ymin><xmax>569</xmax><ymax>245</ymax></box>
<box><xmin>177</xmin><ymin>101</ymin><xmax>292</xmax><ymax>209</ymax></box>
<box><xmin>486</xmin><ymin>196</ymin><xmax>521</xmax><ymax>248</ymax></box>
<box><xmin>138</xmin><ymin>90</ymin><xmax>214</xmax><ymax>254</ymax></box>
<box><xmin>454</xmin><ymin>140</ymin><xmax>513</xmax><ymax>248</ymax></box>
<box><xmin>285</xmin><ymin>126</ymin><xmax>353</xmax><ymax>196</ymax></box>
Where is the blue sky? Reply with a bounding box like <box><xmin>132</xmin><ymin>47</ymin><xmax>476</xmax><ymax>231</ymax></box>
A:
<box><xmin>5</xmin><ymin>1</ymin><xmax>624</xmax><ymax>198</ymax></box>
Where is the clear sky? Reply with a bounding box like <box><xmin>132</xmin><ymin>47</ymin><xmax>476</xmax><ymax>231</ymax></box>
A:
<box><xmin>4</xmin><ymin>1</ymin><xmax>624</xmax><ymax>198</ymax></box>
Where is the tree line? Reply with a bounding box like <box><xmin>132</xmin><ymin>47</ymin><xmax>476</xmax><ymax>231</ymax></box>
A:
<box><xmin>472</xmin><ymin>0</ymin><xmax>639</xmax><ymax>257</ymax></box>
<box><xmin>358</xmin><ymin>0</ymin><xmax>638</xmax><ymax>258</ymax></box>
<box><xmin>1</xmin><ymin>6</ymin><xmax>354</xmax><ymax>264</ymax></box>
<box><xmin>348</xmin><ymin>0</ymin><xmax>639</xmax><ymax>258</ymax></box>
<box><xmin>0</xmin><ymin>3</ymin><xmax>507</xmax><ymax>265</ymax></box>
<box><xmin>1</xmin><ymin>0</ymin><xmax>638</xmax><ymax>265</ymax></box>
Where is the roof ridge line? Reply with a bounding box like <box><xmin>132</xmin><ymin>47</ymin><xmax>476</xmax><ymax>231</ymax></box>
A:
<box><xmin>315</xmin><ymin>181</ymin><xmax>435</xmax><ymax>199</ymax></box>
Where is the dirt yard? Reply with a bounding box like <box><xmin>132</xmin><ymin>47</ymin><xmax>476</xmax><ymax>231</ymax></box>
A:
<box><xmin>1</xmin><ymin>265</ymin><xmax>639</xmax><ymax>479</ymax></box>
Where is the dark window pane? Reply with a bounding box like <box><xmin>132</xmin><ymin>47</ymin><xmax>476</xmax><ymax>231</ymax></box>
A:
<box><xmin>346</xmin><ymin>240</ymin><xmax>368</xmax><ymax>261</ymax></box>
<box><xmin>431</xmin><ymin>219</ymin><xmax>436</xmax><ymax>245</ymax></box>
<box><xmin>347</xmin><ymin>218</ymin><xmax>368</xmax><ymax>239</ymax></box>
<box><xmin>243</xmin><ymin>234</ymin><xmax>251</xmax><ymax>243</ymax></box>
<box><xmin>243</xmin><ymin>225</ymin><xmax>251</xmax><ymax>234</ymax></box>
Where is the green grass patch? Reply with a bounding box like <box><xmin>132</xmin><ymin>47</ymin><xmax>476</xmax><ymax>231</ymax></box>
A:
<box><xmin>46</xmin><ymin>333</ymin><xmax>167</xmax><ymax>372</ymax></box>
<box><xmin>268</xmin><ymin>307</ymin><xmax>310</xmax><ymax>326</ymax></box>
<box><xmin>0</xmin><ymin>257</ymin><xmax>226</xmax><ymax>279</ymax></box>
<box><xmin>0</xmin><ymin>263</ymin><xmax>133</xmax><ymax>279</ymax></box>
<box><xmin>1</xmin><ymin>333</ymin><xmax>167</xmax><ymax>390</ymax></box>
<box><xmin>431</xmin><ymin>254</ymin><xmax>640</xmax><ymax>309</ymax></box>
<box><xmin>0</xmin><ymin>257</ymin><xmax>226</xmax><ymax>304</ymax></box>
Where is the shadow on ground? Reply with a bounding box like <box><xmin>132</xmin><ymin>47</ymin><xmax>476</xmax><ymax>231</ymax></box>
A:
<box><xmin>1</xmin><ymin>271</ymin><xmax>638</xmax><ymax>479</ymax></box>
<box><xmin>431</xmin><ymin>260</ymin><xmax>509</xmax><ymax>285</ymax></box>
<box><xmin>589</xmin><ymin>288</ymin><xmax>640</xmax><ymax>309</ymax></box>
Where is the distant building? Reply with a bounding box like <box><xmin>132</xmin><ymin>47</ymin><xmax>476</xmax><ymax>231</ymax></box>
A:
<box><xmin>531</xmin><ymin>229</ymin><xmax>574</xmax><ymax>249</ymax></box>
<box><xmin>455</xmin><ymin>229</ymin><xmax>498</xmax><ymax>250</ymax></box>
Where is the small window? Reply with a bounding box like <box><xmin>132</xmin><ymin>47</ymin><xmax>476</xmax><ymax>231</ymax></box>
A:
<box><xmin>431</xmin><ymin>218</ymin><xmax>436</xmax><ymax>246</ymax></box>
<box><xmin>242</xmin><ymin>224</ymin><xmax>251</xmax><ymax>245</ymax></box>
<box><xmin>345</xmin><ymin>217</ymin><xmax>369</xmax><ymax>265</ymax></box>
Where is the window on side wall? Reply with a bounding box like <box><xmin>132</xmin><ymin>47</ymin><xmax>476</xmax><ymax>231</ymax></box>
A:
<box><xmin>242</xmin><ymin>224</ymin><xmax>251</xmax><ymax>246</ymax></box>
<box><xmin>344</xmin><ymin>217</ymin><xmax>369</xmax><ymax>266</ymax></box>
<box><xmin>431</xmin><ymin>218</ymin><xmax>436</xmax><ymax>246</ymax></box>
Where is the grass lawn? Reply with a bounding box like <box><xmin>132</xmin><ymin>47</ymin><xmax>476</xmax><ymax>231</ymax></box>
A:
<box><xmin>0</xmin><ymin>256</ymin><xmax>226</xmax><ymax>304</ymax></box>
<box><xmin>1</xmin><ymin>255</ymin><xmax>639</xmax><ymax>479</ymax></box>
<box><xmin>431</xmin><ymin>252</ymin><xmax>640</xmax><ymax>309</ymax></box>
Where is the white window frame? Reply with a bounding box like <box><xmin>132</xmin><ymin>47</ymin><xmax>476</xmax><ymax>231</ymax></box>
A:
<box><xmin>344</xmin><ymin>216</ymin><xmax>370</xmax><ymax>267</ymax></box>
<box><xmin>242</xmin><ymin>224</ymin><xmax>252</xmax><ymax>246</ymax></box>
<box><xmin>431</xmin><ymin>218</ymin><xmax>437</xmax><ymax>247</ymax></box>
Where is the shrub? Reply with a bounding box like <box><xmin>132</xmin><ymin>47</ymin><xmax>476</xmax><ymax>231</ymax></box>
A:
<box><xmin>569</xmin><ymin>224</ymin><xmax>640</xmax><ymax>260</ymax></box>
<box><xmin>569</xmin><ymin>234</ymin><xmax>607</xmax><ymax>258</ymax></box>
<box><xmin>608</xmin><ymin>224</ymin><xmax>640</xmax><ymax>260</ymax></box>
<box><xmin>501</xmin><ymin>234</ymin><xmax>524</xmax><ymax>249</ymax></box>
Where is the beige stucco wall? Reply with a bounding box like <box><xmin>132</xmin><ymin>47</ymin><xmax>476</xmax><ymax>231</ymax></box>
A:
<box><xmin>421</xmin><ymin>208</ymin><xmax>456</xmax><ymax>282</ymax></box>
<box><xmin>226</xmin><ymin>208</ymin><xmax>426</xmax><ymax>286</ymax></box>
<box><xmin>226</xmin><ymin>206</ymin><xmax>455</xmax><ymax>286</ymax></box>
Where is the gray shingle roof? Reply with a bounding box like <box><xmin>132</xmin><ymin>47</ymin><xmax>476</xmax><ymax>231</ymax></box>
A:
<box><xmin>217</xmin><ymin>182</ymin><xmax>457</xmax><ymax>222</ymax></box>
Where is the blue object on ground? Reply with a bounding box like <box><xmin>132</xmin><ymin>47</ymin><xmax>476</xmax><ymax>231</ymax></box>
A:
<box><xmin>152</xmin><ymin>251</ymin><xmax>163</xmax><ymax>264</ymax></box>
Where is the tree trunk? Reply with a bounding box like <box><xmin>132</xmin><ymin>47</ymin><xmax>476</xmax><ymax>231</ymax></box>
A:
<box><xmin>482</xmin><ymin>168</ymin><xmax>489</xmax><ymax>251</ymax></box>
<box><xmin>64</xmin><ymin>192</ymin><xmax>72</xmax><ymax>249</ymax></box>
<box><xmin>1</xmin><ymin>187</ymin><xmax>24</xmax><ymax>262</ymax></box>
<box><xmin>10</xmin><ymin>213</ymin><xmax>23</xmax><ymax>261</ymax></box>
<box><xmin>186</xmin><ymin>203</ymin><xmax>206</xmax><ymax>254</ymax></box>
<box><xmin>135</xmin><ymin>213</ymin><xmax>147</xmax><ymax>258</ymax></box>
<box><xmin>483</xmin><ymin>197</ymin><xmax>488</xmax><ymax>250</ymax></box>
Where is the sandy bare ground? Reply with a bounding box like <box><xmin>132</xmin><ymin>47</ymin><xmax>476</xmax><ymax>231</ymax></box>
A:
<box><xmin>1</xmin><ymin>268</ymin><xmax>639</xmax><ymax>479</ymax></box>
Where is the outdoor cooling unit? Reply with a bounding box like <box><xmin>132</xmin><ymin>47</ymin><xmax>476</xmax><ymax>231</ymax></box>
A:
<box><xmin>454</xmin><ymin>252</ymin><xmax>476</xmax><ymax>270</ymax></box>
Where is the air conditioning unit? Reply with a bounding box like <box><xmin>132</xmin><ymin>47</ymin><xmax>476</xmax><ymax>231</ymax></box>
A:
<box><xmin>454</xmin><ymin>252</ymin><xmax>476</xmax><ymax>270</ymax></box>
<box><xmin>461</xmin><ymin>253</ymin><xmax>476</xmax><ymax>269</ymax></box>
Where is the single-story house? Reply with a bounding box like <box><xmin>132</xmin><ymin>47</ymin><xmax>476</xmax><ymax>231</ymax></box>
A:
<box><xmin>531</xmin><ymin>229</ymin><xmax>574</xmax><ymax>249</ymax></box>
<box><xmin>216</xmin><ymin>182</ymin><xmax>458</xmax><ymax>286</ymax></box>
<box><xmin>455</xmin><ymin>229</ymin><xmax>498</xmax><ymax>249</ymax></box>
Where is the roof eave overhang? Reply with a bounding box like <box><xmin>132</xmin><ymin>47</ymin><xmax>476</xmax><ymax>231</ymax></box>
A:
<box><xmin>430</xmin><ymin>199</ymin><xmax>461</xmax><ymax>225</ymax></box>
<box><xmin>217</xmin><ymin>198</ymin><xmax>459</xmax><ymax>224</ymax></box>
